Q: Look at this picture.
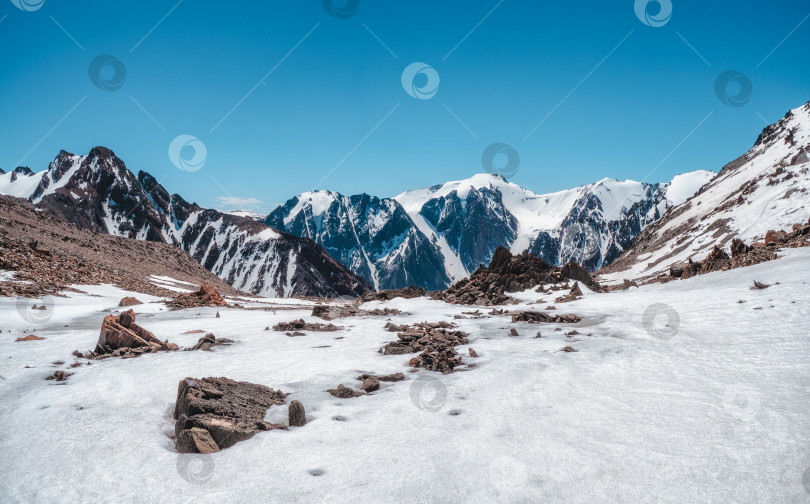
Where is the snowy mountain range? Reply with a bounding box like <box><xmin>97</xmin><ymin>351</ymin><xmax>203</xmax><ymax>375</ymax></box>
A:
<box><xmin>267</xmin><ymin>172</ymin><xmax>714</xmax><ymax>290</ymax></box>
<box><xmin>0</xmin><ymin>147</ymin><xmax>370</xmax><ymax>298</ymax></box>
<box><xmin>604</xmin><ymin>100</ymin><xmax>810</xmax><ymax>281</ymax></box>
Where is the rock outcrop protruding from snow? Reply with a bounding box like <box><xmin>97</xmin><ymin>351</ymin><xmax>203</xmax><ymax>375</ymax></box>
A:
<box><xmin>443</xmin><ymin>246</ymin><xmax>599</xmax><ymax>305</ymax></box>
<box><xmin>174</xmin><ymin>377</ymin><xmax>288</xmax><ymax>453</ymax></box>
<box><xmin>167</xmin><ymin>285</ymin><xmax>227</xmax><ymax>310</ymax></box>
<box><xmin>380</xmin><ymin>322</ymin><xmax>469</xmax><ymax>373</ymax></box>
<box><xmin>94</xmin><ymin>309</ymin><xmax>178</xmax><ymax>357</ymax></box>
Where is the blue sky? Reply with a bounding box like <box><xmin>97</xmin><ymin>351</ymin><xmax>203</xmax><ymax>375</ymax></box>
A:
<box><xmin>1</xmin><ymin>0</ymin><xmax>808</xmax><ymax>213</ymax></box>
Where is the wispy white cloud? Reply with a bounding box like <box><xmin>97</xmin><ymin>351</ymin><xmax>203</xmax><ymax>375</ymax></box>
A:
<box><xmin>216</xmin><ymin>196</ymin><xmax>263</xmax><ymax>208</ymax></box>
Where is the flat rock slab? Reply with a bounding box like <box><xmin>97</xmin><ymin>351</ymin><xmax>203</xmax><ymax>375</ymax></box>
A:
<box><xmin>174</xmin><ymin>377</ymin><xmax>288</xmax><ymax>453</ymax></box>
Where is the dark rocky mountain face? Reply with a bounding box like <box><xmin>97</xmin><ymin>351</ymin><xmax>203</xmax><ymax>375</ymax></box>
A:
<box><xmin>266</xmin><ymin>192</ymin><xmax>450</xmax><ymax>291</ymax></box>
<box><xmin>267</xmin><ymin>173</ymin><xmax>701</xmax><ymax>291</ymax></box>
<box><xmin>4</xmin><ymin>147</ymin><xmax>370</xmax><ymax>298</ymax></box>
<box><xmin>419</xmin><ymin>186</ymin><xmax>518</xmax><ymax>274</ymax></box>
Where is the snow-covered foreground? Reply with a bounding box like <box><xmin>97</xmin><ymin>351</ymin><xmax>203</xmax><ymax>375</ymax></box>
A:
<box><xmin>1</xmin><ymin>251</ymin><xmax>809</xmax><ymax>504</ymax></box>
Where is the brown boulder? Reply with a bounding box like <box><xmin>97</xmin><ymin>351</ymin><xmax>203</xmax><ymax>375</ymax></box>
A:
<box><xmin>95</xmin><ymin>309</ymin><xmax>177</xmax><ymax>355</ymax></box>
<box><xmin>118</xmin><ymin>297</ymin><xmax>143</xmax><ymax>307</ymax></box>
<box><xmin>288</xmin><ymin>400</ymin><xmax>307</xmax><ymax>427</ymax></box>
<box><xmin>167</xmin><ymin>285</ymin><xmax>228</xmax><ymax>310</ymax></box>
<box><xmin>176</xmin><ymin>427</ymin><xmax>220</xmax><ymax>454</ymax></box>
<box><xmin>16</xmin><ymin>334</ymin><xmax>45</xmax><ymax>342</ymax></box>
<box><xmin>174</xmin><ymin>377</ymin><xmax>287</xmax><ymax>453</ymax></box>
<box><xmin>360</xmin><ymin>376</ymin><xmax>380</xmax><ymax>393</ymax></box>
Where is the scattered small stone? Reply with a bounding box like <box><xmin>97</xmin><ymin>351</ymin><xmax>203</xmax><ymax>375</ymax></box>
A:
<box><xmin>511</xmin><ymin>311</ymin><xmax>580</xmax><ymax>323</ymax></box>
<box><xmin>46</xmin><ymin>370</ymin><xmax>72</xmax><ymax>381</ymax></box>
<box><xmin>565</xmin><ymin>330</ymin><xmax>580</xmax><ymax>336</ymax></box>
<box><xmin>286</xmin><ymin>331</ymin><xmax>306</xmax><ymax>337</ymax></box>
<box><xmin>509</xmin><ymin>328</ymin><xmax>519</xmax><ymax>337</ymax></box>
<box><xmin>468</xmin><ymin>348</ymin><xmax>478</xmax><ymax>358</ymax></box>
<box><xmin>360</xmin><ymin>376</ymin><xmax>380</xmax><ymax>393</ymax></box>
<box><xmin>186</xmin><ymin>333</ymin><xmax>233</xmax><ymax>351</ymax></box>
<box><xmin>535</xmin><ymin>331</ymin><xmax>542</xmax><ymax>338</ymax></box>
<box><xmin>273</xmin><ymin>319</ymin><xmax>340</xmax><ymax>332</ymax></box>
<box><xmin>561</xmin><ymin>346</ymin><xmax>577</xmax><ymax>353</ymax></box>
<box><xmin>752</xmin><ymin>281</ymin><xmax>770</xmax><ymax>289</ymax></box>
<box><xmin>183</xmin><ymin>329</ymin><xmax>206</xmax><ymax>334</ymax></box>
<box><xmin>216</xmin><ymin>311</ymin><xmax>221</xmax><ymax>318</ymax></box>
<box><xmin>288</xmin><ymin>400</ymin><xmax>307</xmax><ymax>427</ymax></box>
<box><xmin>327</xmin><ymin>384</ymin><xmax>365</xmax><ymax>398</ymax></box>
<box><xmin>356</xmin><ymin>372</ymin><xmax>405</xmax><ymax>382</ymax></box>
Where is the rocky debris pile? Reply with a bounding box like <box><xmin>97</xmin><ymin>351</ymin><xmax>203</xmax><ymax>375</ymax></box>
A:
<box><xmin>167</xmin><ymin>286</ymin><xmax>228</xmax><ymax>310</ymax></box>
<box><xmin>554</xmin><ymin>282</ymin><xmax>584</xmax><ymax>303</ymax></box>
<box><xmin>16</xmin><ymin>334</ymin><xmax>45</xmax><ymax>342</ymax></box>
<box><xmin>311</xmin><ymin>304</ymin><xmax>402</xmax><ymax>321</ymax></box>
<box><xmin>669</xmin><ymin>220</ymin><xmax>810</xmax><ymax>281</ymax></box>
<box><xmin>356</xmin><ymin>372</ymin><xmax>405</xmax><ymax>382</ymax></box>
<box><xmin>174</xmin><ymin>377</ymin><xmax>288</xmax><ymax>453</ymax></box>
<box><xmin>186</xmin><ymin>333</ymin><xmax>234</xmax><ymax>351</ymax></box>
<box><xmin>380</xmin><ymin>322</ymin><xmax>469</xmax><ymax>373</ymax></box>
<box><xmin>510</xmin><ymin>311</ymin><xmax>581</xmax><ymax>324</ymax></box>
<box><xmin>46</xmin><ymin>370</ymin><xmax>73</xmax><ymax>381</ymax></box>
<box><xmin>288</xmin><ymin>400</ymin><xmax>306</xmax><ymax>427</ymax></box>
<box><xmin>384</xmin><ymin>322</ymin><xmax>409</xmax><ymax>332</ymax></box>
<box><xmin>82</xmin><ymin>309</ymin><xmax>178</xmax><ymax>359</ymax></box>
<box><xmin>360</xmin><ymin>285</ymin><xmax>429</xmax><ymax>302</ymax></box>
<box><xmin>443</xmin><ymin>247</ymin><xmax>600</xmax><ymax>306</ymax></box>
<box><xmin>272</xmin><ymin>319</ymin><xmax>340</xmax><ymax>332</ymax></box>
<box><xmin>327</xmin><ymin>384</ymin><xmax>366</xmax><ymax>398</ymax></box>
<box><xmin>118</xmin><ymin>297</ymin><xmax>142</xmax><ymax>307</ymax></box>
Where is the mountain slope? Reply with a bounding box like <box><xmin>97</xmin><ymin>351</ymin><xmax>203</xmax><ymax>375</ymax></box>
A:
<box><xmin>0</xmin><ymin>148</ymin><xmax>371</xmax><ymax>298</ymax></box>
<box><xmin>603</xmin><ymin>101</ymin><xmax>810</xmax><ymax>282</ymax></box>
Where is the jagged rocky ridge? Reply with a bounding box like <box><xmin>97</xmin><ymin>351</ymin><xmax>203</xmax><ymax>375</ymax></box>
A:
<box><xmin>0</xmin><ymin>148</ymin><xmax>370</xmax><ymax>298</ymax></box>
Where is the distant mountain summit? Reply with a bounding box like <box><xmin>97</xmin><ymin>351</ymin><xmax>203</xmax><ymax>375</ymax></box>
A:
<box><xmin>268</xmin><ymin>171</ymin><xmax>714</xmax><ymax>290</ymax></box>
<box><xmin>0</xmin><ymin>147</ymin><xmax>370</xmax><ymax>298</ymax></box>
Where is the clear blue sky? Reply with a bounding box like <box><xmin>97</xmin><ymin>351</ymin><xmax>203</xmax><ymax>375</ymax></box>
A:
<box><xmin>1</xmin><ymin>0</ymin><xmax>808</xmax><ymax>213</ymax></box>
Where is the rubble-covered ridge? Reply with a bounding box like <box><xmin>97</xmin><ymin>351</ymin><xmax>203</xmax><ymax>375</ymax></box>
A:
<box><xmin>442</xmin><ymin>246</ymin><xmax>600</xmax><ymax>306</ymax></box>
<box><xmin>380</xmin><ymin>322</ymin><xmax>469</xmax><ymax>374</ymax></box>
<box><xmin>167</xmin><ymin>285</ymin><xmax>228</xmax><ymax>310</ymax></box>
<box><xmin>174</xmin><ymin>377</ymin><xmax>288</xmax><ymax>453</ymax></box>
<box><xmin>360</xmin><ymin>285</ymin><xmax>432</xmax><ymax>302</ymax></box>
<box><xmin>272</xmin><ymin>319</ymin><xmax>340</xmax><ymax>332</ymax></box>
<box><xmin>670</xmin><ymin>218</ymin><xmax>810</xmax><ymax>280</ymax></box>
